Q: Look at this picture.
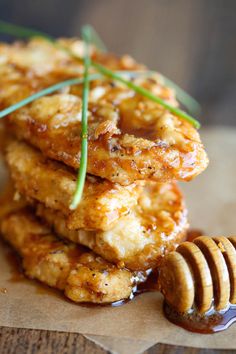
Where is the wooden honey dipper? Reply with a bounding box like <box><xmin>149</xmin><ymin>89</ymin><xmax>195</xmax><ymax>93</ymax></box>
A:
<box><xmin>159</xmin><ymin>236</ymin><xmax>236</xmax><ymax>314</ymax></box>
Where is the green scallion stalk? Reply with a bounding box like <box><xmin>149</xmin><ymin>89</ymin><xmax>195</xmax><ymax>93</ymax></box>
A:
<box><xmin>127</xmin><ymin>70</ymin><xmax>201</xmax><ymax>116</ymax></box>
<box><xmin>0</xmin><ymin>74</ymin><xmax>101</xmax><ymax>119</ymax></box>
<box><xmin>81</xmin><ymin>24</ymin><xmax>107</xmax><ymax>52</ymax></box>
<box><xmin>92</xmin><ymin>62</ymin><xmax>201</xmax><ymax>129</ymax></box>
<box><xmin>62</xmin><ymin>50</ymin><xmax>201</xmax><ymax>128</ymax></box>
<box><xmin>159</xmin><ymin>75</ymin><xmax>201</xmax><ymax>116</ymax></box>
<box><xmin>0</xmin><ymin>71</ymin><xmax>151</xmax><ymax>118</ymax></box>
<box><xmin>0</xmin><ymin>20</ymin><xmax>52</xmax><ymax>41</ymax></box>
<box><xmin>117</xmin><ymin>70</ymin><xmax>201</xmax><ymax>116</ymax></box>
<box><xmin>69</xmin><ymin>26</ymin><xmax>91</xmax><ymax>210</ymax></box>
<box><xmin>78</xmin><ymin>26</ymin><xmax>201</xmax><ymax>116</ymax></box>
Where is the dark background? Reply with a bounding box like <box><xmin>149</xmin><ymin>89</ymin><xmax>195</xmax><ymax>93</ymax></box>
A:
<box><xmin>0</xmin><ymin>0</ymin><xmax>235</xmax><ymax>126</ymax></box>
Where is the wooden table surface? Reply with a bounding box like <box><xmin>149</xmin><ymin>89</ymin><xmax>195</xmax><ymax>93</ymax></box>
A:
<box><xmin>1</xmin><ymin>327</ymin><xmax>236</xmax><ymax>354</ymax></box>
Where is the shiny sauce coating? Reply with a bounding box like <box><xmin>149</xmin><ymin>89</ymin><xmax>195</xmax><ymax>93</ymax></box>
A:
<box><xmin>164</xmin><ymin>302</ymin><xmax>236</xmax><ymax>334</ymax></box>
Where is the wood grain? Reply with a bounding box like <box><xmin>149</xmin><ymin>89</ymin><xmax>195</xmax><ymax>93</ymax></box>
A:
<box><xmin>0</xmin><ymin>327</ymin><xmax>106</xmax><ymax>354</ymax></box>
<box><xmin>1</xmin><ymin>327</ymin><xmax>236</xmax><ymax>354</ymax></box>
<box><xmin>146</xmin><ymin>343</ymin><xmax>236</xmax><ymax>354</ymax></box>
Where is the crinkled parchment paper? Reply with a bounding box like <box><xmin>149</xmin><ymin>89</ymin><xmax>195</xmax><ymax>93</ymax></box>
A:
<box><xmin>1</xmin><ymin>127</ymin><xmax>236</xmax><ymax>354</ymax></box>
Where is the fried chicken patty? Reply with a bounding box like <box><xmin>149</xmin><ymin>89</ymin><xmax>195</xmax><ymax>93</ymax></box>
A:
<box><xmin>0</xmin><ymin>206</ymin><xmax>138</xmax><ymax>303</ymax></box>
<box><xmin>0</xmin><ymin>38</ymin><xmax>208</xmax><ymax>185</ymax></box>
<box><xmin>5</xmin><ymin>140</ymin><xmax>141</xmax><ymax>231</ymax></box>
<box><xmin>36</xmin><ymin>182</ymin><xmax>188</xmax><ymax>271</ymax></box>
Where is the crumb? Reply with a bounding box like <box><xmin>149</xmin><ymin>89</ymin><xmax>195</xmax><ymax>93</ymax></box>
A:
<box><xmin>0</xmin><ymin>288</ymin><xmax>8</xmax><ymax>294</ymax></box>
<box><xmin>217</xmin><ymin>241</ymin><xmax>226</xmax><ymax>253</ymax></box>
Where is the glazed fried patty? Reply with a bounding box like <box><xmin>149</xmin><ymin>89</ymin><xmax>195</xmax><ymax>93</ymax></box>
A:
<box><xmin>0</xmin><ymin>206</ymin><xmax>137</xmax><ymax>303</ymax></box>
<box><xmin>5</xmin><ymin>140</ymin><xmax>141</xmax><ymax>231</ymax></box>
<box><xmin>0</xmin><ymin>38</ymin><xmax>208</xmax><ymax>185</ymax></box>
<box><xmin>5</xmin><ymin>140</ymin><xmax>187</xmax><ymax>270</ymax></box>
<box><xmin>36</xmin><ymin>182</ymin><xmax>188</xmax><ymax>271</ymax></box>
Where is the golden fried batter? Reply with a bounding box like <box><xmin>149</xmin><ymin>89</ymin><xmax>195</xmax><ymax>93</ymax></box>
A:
<box><xmin>5</xmin><ymin>140</ymin><xmax>141</xmax><ymax>231</ymax></box>
<box><xmin>0</xmin><ymin>38</ymin><xmax>208</xmax><ymax>185</ymax></box>
<box><xmin>36</xmin><ymin>182</ymin><xmax>188</xmax><ymax>271</ymax></box>
<box><xmin>0</xmin><ymin>207</ymin><xmax>136</xmax><ymax>303</ymax></box>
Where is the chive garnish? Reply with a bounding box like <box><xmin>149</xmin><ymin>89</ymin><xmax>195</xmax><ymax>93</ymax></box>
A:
<box><xmin>69</xmin><ymin>26</ymin><xmax>91</xmax><ymax>209</ymax></box>
<box><xmin>159</xmin><ymin>75</ymin><xmax>201</xmax><ymax>116</ymax></box>
<box><xmin>0</xmin><ymin>74</ymin><xmax>101</xmax><ymax>119</ymax></box>
<box><xmin>0</xmin><ymin>20</ymin><xmax>52</xmax><ymax>41</ymax></box>
<box><xmin>92</xmin><ymin>62</ymin><xmax>200</xmax><ymax>129</ymax></box>
<box><xmin>0</xmin><ymin>20</ymin><xmax>201</xmax><ymax>128</ymax></box>
<box><xmin>0</xmin><ymin>71</ymin><xmax>156</xmax><ymax>119</ymax></box>
<box><xmin>82</xmin><ymin>24</ymin><xmax>107</xmax><ymax>53</ymax></box>
<box><xmin>79</xmin><ymin>25</ymin><xmax>201</xmax><ymax>117</ymax></box>
<box><xmin>133</xmin><ymin>71</ymin><xmax>201</xmax><ymax>116</ymax></box>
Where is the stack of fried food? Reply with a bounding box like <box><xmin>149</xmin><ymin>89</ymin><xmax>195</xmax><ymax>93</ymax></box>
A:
<box><xmin>0</xmin><ymin>38</ymin><xmax>208</xmax><ymax>303</ymax></box>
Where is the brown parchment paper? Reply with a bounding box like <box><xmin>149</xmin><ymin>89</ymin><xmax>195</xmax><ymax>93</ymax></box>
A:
<box><xmin>1</xmin><ymin>127</ymin><xmax>236</xmax><ymax>353</ymax></box>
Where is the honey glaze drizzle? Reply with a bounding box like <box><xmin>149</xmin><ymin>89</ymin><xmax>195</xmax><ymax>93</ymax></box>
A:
<box><xmin>0</xmin><ymin>239</ymin><xmax>65</xmax><ymax>300</ymax></box>
<box><xmin>163</xmin><ymin>302</ymin><xmax>236</xmax><ymax>334</ymax></box>
<box><xmin>0</xmin><ymin>239</ymin><xmax>24</xmax><ymax>283</ymax></box>
<box><xmin>134</xmin><ymin>268</ymin><xmax>160</xmax><ymax>294</ymax></box>
<box><xmin>7</xmin><ymin>229</ymin><xmax>236</xmax><ymax>336</ymax></box>
<box><xmin>3</xmin><ymin>240</ymin><xmax>159</xmax><ymax>307</ymax></box>
<box><xmin>81</xmin><ymin>269</ymin><xmax>158</xmax><ymax>308</ymax></box>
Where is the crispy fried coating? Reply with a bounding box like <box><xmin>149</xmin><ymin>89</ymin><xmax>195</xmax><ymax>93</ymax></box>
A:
<box><xmin>0</xmin><ymin>38</ymin><xmax>208</xmax><ymax>185</ymax></box>
<box><xmin>5</xmin><ymin>140</ymin><xmax>141</xmax><ymax>231</ymax></box>
<box><xmin>36</xmin><ymin>182</ymin><xmax>188</xmax><ymax>271</ymax></box>
<box><xmin>0</xmin><ymin>207</ymin><xmax>135</xmax><ymax>303</ymax></box>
